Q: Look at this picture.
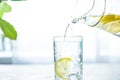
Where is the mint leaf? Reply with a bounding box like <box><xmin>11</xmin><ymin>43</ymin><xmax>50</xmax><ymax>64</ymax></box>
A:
<box><xmin>0</xmin><ymin>18</ymin><xmax>17</xmax><ymax>40</ymax></box>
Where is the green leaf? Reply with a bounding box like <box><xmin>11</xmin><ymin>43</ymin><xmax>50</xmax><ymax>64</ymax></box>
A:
<box><xmin>0</xmin><ymin>18</ymin><xmax>17</xmax><ymax>40</ymax></box>
<box><xmin>11</xmin><ymin>0</ymin><xmax>26</xmax><ymax>1</ymax></box>
<box><xmin>0</xmin><ymin>2</ymin><xmax>11</xmax><ymax>18</ymax></box>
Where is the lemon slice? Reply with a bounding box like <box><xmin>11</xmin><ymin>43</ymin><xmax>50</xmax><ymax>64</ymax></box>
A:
<box><xmin>105</xmin><ymin>20</ymin><xmax>120</xmax><ymax>33</ymax></box>
<box><xmin>98</xmin><ymin>14</ymin><xmax>120</xmax><ymax>33</ymax></box>
<box><xmin>55</xmin><ymin>57</ymin><xmax>72</xmax><ymax>80</ymax></box>
<box><xmin>100</xmin><ymin>14</ymin><xmax>120</xmax><ymax>24</ymax></box>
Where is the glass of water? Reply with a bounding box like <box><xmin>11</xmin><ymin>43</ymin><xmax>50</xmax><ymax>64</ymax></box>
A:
<box><xmin>53</xmin><ymin>36</ymin><xmax>83</xmax><ymax>80</ymax></box>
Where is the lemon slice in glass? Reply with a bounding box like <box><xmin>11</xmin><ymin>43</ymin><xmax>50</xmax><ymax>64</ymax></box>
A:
<box><xmin>55</xmin><ymin>57</ymin><xmax>72</xmax><ymax>80</ymax></box>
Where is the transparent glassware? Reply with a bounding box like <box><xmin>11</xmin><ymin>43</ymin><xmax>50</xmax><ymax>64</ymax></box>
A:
<box><xmin>53</xmin><ymin>36</ymin><xmax>83</xmax><ymax>80</ymax></box>
<box><xmin>70</xmin><ymin>0</ymin><xmax>120</xmax><ymax>36</ymax></box>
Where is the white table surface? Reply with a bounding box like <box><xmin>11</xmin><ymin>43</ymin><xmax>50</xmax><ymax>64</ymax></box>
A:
<box><xmin>0</xmin><ymin>63</ymin><xmax>120</xmax><ymax>80</ymax></box>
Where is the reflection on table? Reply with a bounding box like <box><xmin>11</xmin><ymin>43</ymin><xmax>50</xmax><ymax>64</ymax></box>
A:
<box><xmin>0</xmin><ymin>63</ymin><xmax>120</xmax><ymax>80</ymax></box>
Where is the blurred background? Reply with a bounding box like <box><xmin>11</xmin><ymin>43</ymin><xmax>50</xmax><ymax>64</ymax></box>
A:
<box><xmin>0</xmin><ymin>0</ymin><xmax>120</xmax><ymax>64</ymax></box>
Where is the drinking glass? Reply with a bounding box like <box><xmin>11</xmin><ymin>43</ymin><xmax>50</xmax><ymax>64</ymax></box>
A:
<box><xmin>53</xmin><ymin>36</ymin><xmax>83</xmax><ymax>80</ymax></box>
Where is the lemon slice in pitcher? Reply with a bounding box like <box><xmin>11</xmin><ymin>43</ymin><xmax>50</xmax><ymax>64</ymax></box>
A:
<box><xmin>105</xmin><ymin>20</ymin><xmax>120</xmax><ymax>33</ymax></box>
<box><xmin>98</xmin><ymin>14</ymin><xmax>120</xmax><ymax>33</ymax></box>
<box><xmin>55</xmin><ymin>57</ymin><xmax>72</xmax><ymax>80</ymax></box>
<box><xmin>100</xmin><ymin>14</ymin><xmax>120</xmax><ymax>24</ymax></box>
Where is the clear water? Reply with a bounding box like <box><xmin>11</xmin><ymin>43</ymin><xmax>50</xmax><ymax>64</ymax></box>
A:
<box><xmin>64</xmin><ymin>17</ymin><xmax>79</xmax><ymax>40</ymax></box>
<box><xmin>64</xmin><ymin>23</ymin><xmax>71</xmax><ymax>39</ymax></box>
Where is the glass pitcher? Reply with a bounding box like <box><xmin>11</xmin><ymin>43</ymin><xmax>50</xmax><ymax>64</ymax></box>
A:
<box><xmin>70</xmin><ymin>0</ymin><xmax>120</xmax><ymax>37</ymax></box>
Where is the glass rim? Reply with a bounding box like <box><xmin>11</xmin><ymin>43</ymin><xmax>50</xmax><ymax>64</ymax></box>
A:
<box><xmin>53</xmin><ymin>36</ymin><xmax>83</xmax><ymax>42</ymax></box>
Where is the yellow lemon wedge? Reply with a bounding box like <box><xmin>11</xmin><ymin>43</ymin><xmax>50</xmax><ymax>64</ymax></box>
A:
<box><xmin>98</xmin><ymin>14</ymin><xmax>120</xmax><ymax>33</ymax></box>
<box><xmin>105</xmin><ymin>20</ymin><xmax>120</xmax><ymax>33</ymax></box>
<box><xmin>100</xmin><ymin>14</ymin><xmax>120</xmax><ymax>24</ymax></box>
<box><xmin>55</xmin><ymin>57</ymin><xmax>72</xmax><ymax>80</ymax></box>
